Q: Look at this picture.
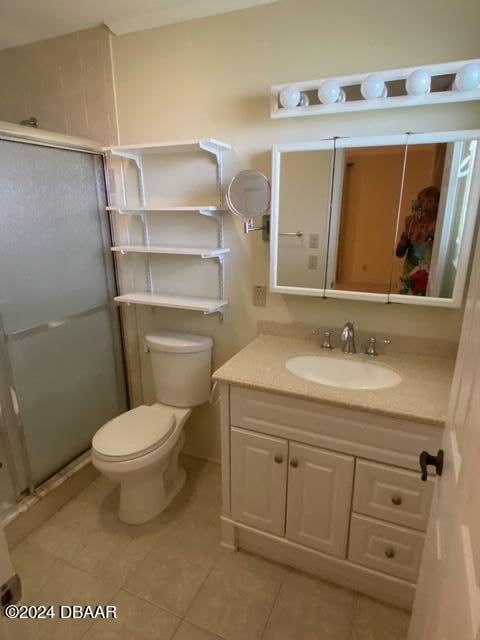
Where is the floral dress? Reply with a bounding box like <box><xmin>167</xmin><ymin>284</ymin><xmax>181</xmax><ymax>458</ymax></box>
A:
<box><xmin>396</xmin><ymin>216</ymin><xmax>436</xmax><ymax>296</ymax></box>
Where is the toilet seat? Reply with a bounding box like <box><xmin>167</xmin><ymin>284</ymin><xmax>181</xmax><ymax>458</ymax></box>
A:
<box><xmin>92</xmin><ymin>405</ymin><xmax>175</xmax><ymax>462</ymax></box>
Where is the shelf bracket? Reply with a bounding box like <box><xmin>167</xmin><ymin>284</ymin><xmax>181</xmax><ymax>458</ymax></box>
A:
<box><xmin>203</xmin><ymin>307</ymin><xmax>225</xmax><ymax>322</ymax></box>
<box><xmin>109</xmin><ymin>150</ymin><xmax>142</xmax><ymax>171</ymax></box>
<box><xmin>198</xmin><ymin>208</ymin><xmax>222</xmax><ymax>222</ymax></box>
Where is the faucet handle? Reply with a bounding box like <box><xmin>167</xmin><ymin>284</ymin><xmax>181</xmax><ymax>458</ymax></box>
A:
<box><xmin>313</xmin><ymin>328</ymin><xmax>335</xmax><ymax>350</ymax></box>
<box><xmin>364</xmin><ymin>336</ymin><xmax>378</xmax><ymax>357</ymax></box>
<box><xmin>321</xmin><ymin>330</ymin><xmax>334</xmax><ymax>351</ymax></box>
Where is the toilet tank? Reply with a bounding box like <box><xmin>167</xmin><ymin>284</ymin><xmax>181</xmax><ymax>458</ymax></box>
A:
<box><xmin>144</xmin><ymin>330</ymin><xmax>213</xmax><ymax>408</ymax></box>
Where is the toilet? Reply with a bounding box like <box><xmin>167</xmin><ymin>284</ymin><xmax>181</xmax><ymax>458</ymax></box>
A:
<box><xmin>91</xmin><ymin>329</ymin><xmax>212</xmax><ymax>524</ymax></box>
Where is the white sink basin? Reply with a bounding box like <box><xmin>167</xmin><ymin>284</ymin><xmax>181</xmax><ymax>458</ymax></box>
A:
<box><xmin>285</xmin><ymin>355</ymin><xmax>402</xmax><ymax>390</ymax></box>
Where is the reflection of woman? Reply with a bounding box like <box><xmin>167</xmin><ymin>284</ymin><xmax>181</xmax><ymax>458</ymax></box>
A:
<box><xmin>395</xmin><ymin>186</ymin><xmax>440</xmax><ymax>296</ymax></box>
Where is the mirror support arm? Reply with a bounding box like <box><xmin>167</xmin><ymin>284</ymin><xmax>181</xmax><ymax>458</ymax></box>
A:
<box><xmin>244</xmin><ymin>214</ymin><xmax>270</xmax><ymax>241</ymax></box>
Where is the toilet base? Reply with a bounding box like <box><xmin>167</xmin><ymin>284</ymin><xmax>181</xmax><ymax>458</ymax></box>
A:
<box><xmin>118</xmin><ymin>464</ymin><xmax>186</xmax><ymax>525</ymax></box>
<box><xmin>118</xmin><ymin>432</ymin><xmax>187</xmax><ymax>525</ymax></box>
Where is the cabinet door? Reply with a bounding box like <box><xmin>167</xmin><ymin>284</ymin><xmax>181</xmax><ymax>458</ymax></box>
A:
<box><xmin>286</xmin><ymin>442</ymin><xmax>354</xmax><ymax>557</ymax></box>
<box><xmin>231</xmin><ymin>427</ymin><xmax>288</xmax><ymax>536</ymax></box>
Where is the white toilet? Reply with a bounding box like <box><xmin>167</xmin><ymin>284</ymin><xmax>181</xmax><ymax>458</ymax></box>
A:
<box><xmin>91</xmin><ymin>329</ymin><xmax>212</xmax><ymax>524</ymax></box>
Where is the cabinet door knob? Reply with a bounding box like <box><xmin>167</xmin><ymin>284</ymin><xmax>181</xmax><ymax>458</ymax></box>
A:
<box><xmin>274</xmin><ymin>454</ymin><xmax>283</xmax><ymax>464</ymax></box>
<box><xmin>391</xmin><ymin>495</ymin><xmax>402</xmax><ymax>506</ymax></box>
<box><xmin>290</xmin><ymin>459</ymin><xmax>299</xmax><ymax>468</ymax></box>
<box><xmin>385</xmin><ymin>547</ymin><xmax>396</xmax><ymax>559</ymax></box>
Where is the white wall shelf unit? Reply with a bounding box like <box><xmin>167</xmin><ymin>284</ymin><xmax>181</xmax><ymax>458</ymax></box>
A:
<box><xmin>107</xmin><ymin>138</ymin><xmax>231</xmax><ymax>320</ymax></box>
<box><xmin>114</xmin><ymin>293</ymin><xmax>228</xmax><ymax>315</ymax></box>
<box><xmin>106</xmin><ymin>206</ymin><xmax>224</xmax><ymax>221</ymax></box>
<box><xmin>108</xmin><ymin>139</ymin><xmax>231</xmax><ymax>160</ymax></box>
<box><xmin>111</xmin><ymin>245</ymin><xmax>230</xmax><ymax>259</ymax></box>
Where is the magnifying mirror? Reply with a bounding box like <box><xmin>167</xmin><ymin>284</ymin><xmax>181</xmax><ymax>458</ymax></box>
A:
<box><xmin>226</xmin><ymin>170</ymin><xmax>271</xmax><ymax>239</ymax></box>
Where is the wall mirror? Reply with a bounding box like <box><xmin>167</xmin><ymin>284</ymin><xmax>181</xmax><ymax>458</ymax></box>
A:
<box><xmin>270</xmin><ymin>140</ymin><xmax>334</xmax><ymax>295</ymax></box>
<box><xmin>275</xmin><ymin>144</ymin><xmax>334</xmax><ymax>290</ymax></box>
<box><xmin>270</xmin><ymin>130</ymin><xmax>480</xmax><ymax>307</ymax></box>
<box><xmin>389</xmin><ymin>132</ymin><xmax>480</xmax><ymax>306</ymax></box>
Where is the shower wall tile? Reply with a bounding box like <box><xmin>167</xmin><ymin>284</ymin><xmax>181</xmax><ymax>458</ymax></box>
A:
<box><xmin>0</xmin><ymin>26</ymin><xmax>118</xmax><ymax>145</ymax></box>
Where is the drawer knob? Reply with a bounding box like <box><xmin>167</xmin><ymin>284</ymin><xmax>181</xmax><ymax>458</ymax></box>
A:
<box><xmin>290</xmin><ymin>459</ymin><xmax>299</xmax><ymax>468</ymax></box>
<box><xmin>391</xmin><ymin>495</ymin><xmax>402</xmax><ymax>506</ymax></box>
<box><xmin>385</xmin><ymin>547</ymin><xmax>396</xmax><ymax>559</ymax></box>
<box><xmin>274</xmin><ymin>454</ymin><xmax>283</xmax><ymax>464</ymax></box>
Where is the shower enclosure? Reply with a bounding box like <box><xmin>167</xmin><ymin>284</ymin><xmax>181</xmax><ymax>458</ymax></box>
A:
<box><xmin>0</xmin><ymin>123</ymin><xmax>128</xmax><ymax>513</ymax></box>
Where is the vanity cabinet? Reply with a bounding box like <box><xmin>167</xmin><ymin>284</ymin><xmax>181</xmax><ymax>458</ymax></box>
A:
<box><xmin>232</xmin><ymin>429</ymin><xmax>354</xmax><ymax>556</ymax></box>
<box><xmin>220</xmin><ymin>384</ymin><xmax>441</xmax><ymax>609</ymax></box>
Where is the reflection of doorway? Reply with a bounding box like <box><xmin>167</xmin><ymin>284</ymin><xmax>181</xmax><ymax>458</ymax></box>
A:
<box><xmin>428</xmin><ymin>140</ymin><xmax>478</xmax><ymax>297</ymax></box>
<box><xmin>333</xmin><ymin>147</ymin><xmax>405</xmax><ymax>294</ymax></box>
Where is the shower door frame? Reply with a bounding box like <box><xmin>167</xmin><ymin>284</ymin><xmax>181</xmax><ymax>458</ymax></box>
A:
<box><xmin>0</xmin><ymin>121</ymin><xmax>129</xmax><ymax>501</ymax></box>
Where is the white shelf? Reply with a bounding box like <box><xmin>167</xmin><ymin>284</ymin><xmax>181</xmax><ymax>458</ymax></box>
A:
<box><xmin>107</xmin><ymin>139</ymin><xmax>231</xmax><ymax>159</ymax></box>
<box><xmin>115</xmin><ymin>292</ymin><xmax>228</xmax><ymax>314</ymax></box>
<box><xmin>106</xmin><ymin>206</ymin><xmax>221</xmax><ymax>215</ymax></box>
<box><xmin>111</xmin><ymin>245</ymin><xmax>229</xmax><ymax>258</ymax></box>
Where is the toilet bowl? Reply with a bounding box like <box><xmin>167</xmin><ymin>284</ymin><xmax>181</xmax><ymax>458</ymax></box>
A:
<box><xmin>91</xmin><ymin>330</ymin><xmax>212</xmax><ymax>524</ymax></box>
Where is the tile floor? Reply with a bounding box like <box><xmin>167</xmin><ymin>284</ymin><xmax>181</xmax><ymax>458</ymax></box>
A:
<box><xmin>7</xmin><ymin>455</ymin><xmax>411</xmax><ymax>640</ymax></box>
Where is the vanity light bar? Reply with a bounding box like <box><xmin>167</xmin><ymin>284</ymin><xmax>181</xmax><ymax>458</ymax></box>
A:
<box><xmin>270</xmin><ymin>59</ymin><xmax>480</xmax><ymax>119</ymax></box>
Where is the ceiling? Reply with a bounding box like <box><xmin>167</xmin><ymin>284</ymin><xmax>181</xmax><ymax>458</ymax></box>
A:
<box><xmin>0</xmin><ymin>0</ymin><xmax>279</xmax><ymax>49</ymax></box>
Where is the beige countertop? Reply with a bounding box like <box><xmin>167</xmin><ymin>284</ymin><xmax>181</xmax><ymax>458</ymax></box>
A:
<box><xmin>213</xmin><ymin>334</ymin><xmax>454</xmax><ymax>426</ymax></box>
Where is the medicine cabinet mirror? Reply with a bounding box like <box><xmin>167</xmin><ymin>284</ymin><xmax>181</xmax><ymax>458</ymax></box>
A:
<box><xmin>270</xmin><ymin>130</ymin><xmax>480</xmax><ymax>307</ymax></box>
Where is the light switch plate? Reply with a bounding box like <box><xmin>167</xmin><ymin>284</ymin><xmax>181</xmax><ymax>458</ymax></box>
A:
<box><xmin>253</xmin><ymin>285</ymin><xmax>267</xmax><ymax>307</ymax></box>
<box><xmin>308</xmin><ymin>255</ymin><xmax>318</xmax><ymax>270</ymax></box>
<box><xmin>309</xmin><ymin>233</ymin><xmax>319</xmax><ymax>249</ymax></box>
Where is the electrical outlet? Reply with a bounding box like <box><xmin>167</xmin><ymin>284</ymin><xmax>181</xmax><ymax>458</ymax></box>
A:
<box><xmin>308</xmin><ymin>255</ymin><xmax>318</xmax><ymax>270</ymax></box>
<box><xmin>309</xmin><ymin>233</ymin><xmax>319</xmax><ymax>249</ymax></box>
<box><xmin>253</xmin><ymin>285</ymin><xmax>267</xmax><ymax>307</ymax></box>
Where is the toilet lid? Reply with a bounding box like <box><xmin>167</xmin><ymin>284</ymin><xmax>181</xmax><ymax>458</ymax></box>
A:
<box><xmin>92</xmin><ymin>405</ymin><xmax>175</xmax><ymax>460</ymax></box>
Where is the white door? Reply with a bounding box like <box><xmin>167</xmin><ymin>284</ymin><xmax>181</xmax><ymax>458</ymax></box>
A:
<box><xmin>286</xmin><ymin>442</ymin><xmax>354</xmax><ymax>557</ymax></box>
<box><xmin>408</xmin><ymin>214</ymin><xmax>480</xmax><ymax>639</ymax></box>
<box><xmin>231</xmin><ymin>427</ymin><xmax>287</xmax><ymax>536</ymax></box>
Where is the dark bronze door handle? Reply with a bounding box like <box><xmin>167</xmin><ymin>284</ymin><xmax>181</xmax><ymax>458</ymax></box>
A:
<box><xmin>419</xmin><ymin>449</ymin><xmax>444</xmax><ymax>481</ymax></box>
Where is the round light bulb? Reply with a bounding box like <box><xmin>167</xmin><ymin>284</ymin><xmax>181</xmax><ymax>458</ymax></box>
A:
<box><xmin>455</xmin><ymin>62</ymin><xmax>480</xmax><ymax>92</ymax></box>
<box><xmin>406</xmin><ymin>69</ymin><xmax>431</xmax><ymax>96</ymax></box>
<box><xmin>299</xmin><ymin>92</ymin><xmax>309</xmax><ymax>107</ymax></box>
<box><xmin>318</xmin><ymin>79</ymin><xmax>341</xmax><ymax>105</ymax></box>
<box><xmin>279</xmin><ymin>86</ymin><xmax>301</xmax><ymax>109</ymax></box>
<box><xmin>361</xmin><ymin>74</ymin><xmax>386</xmax><ymax>100</ymax></box>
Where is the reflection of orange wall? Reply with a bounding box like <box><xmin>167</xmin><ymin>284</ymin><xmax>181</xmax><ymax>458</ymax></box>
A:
<box><xmin>337</xmin><ymin>148</ymin><xmax>404</xmax><ymax>292</ymax></box>
<box><xmin>391</xmin><ymin>144</ymin><xmax>445</xmax><ymax>290</ymax></box>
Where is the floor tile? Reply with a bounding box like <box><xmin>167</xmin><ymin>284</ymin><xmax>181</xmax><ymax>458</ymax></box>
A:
<box><xmin>11</xmin><ymin>540</ymin><xmax>67</xmax><ymax>602</ymax></box>
<box><xmin>157</xmin><ymin>456</ymin><xmax>222</xmax><ymax>544</ymax></box>
<box><xmin>173</xmin><ymin>620</ymin><xmax>223</xmax><ymax>640</ymax></box>
<box><xmin>75</xmin><ymin>476</ymin><xmax>118</xmax><ymax>512</ymax></box>
<box><xmin>351</xmin><ymin>596</ymin><xmax>410</xmax><ymax>640</ymax></box>
<box><xmin>262</xmin><ymin>570</ymin><xmax>356</xmax><ymax>640</ymax></box>
<box><xmin>25</xmin><ymin>495</ymin><xmax>105</xmax><ymax>562</ymax></box>
<box><xmin>123</xmin><ymin>525</ymin><xmax>220</xmax><ymax>616</ymax></box>
<box><xmin>5</xmin><ymin>564</ymin><xmax>118</xmax><ymax>640</ymax></box>
<box><xmin>84</xmin><ymin>589</ymin><xmax>180</xmax><ymax>640</ymax></box>
<box><xmin>186</xmin><ymin>550</ymin><xmax>285</xmax><ymax>640</ymax></box>
<box><xmin>70</xmin><ymin>508</ymin><xmax>163</xmax><ymax>587</ymax></box>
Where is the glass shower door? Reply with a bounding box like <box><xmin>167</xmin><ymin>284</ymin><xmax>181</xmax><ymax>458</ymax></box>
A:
<box><xmin>0</xmin><ymin>139</ymin><xmax>127</xmax><ymax>490</ymax></box>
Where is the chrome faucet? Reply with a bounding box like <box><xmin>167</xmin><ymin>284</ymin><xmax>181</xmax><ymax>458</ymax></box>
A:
<box><xmin>341</xmin><ymin>322</ymin><xmax>356</xmax><ymax>354</ymax></box>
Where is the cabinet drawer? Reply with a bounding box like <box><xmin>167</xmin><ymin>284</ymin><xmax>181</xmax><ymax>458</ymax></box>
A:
<box><xmin>230</xmin><ymin>386</ymin><xmax>442</xmax><ymax>472</ymax></box>
<box><xmin>348</xmin><ymin>513</ymin><xmax>424</xmax><ymax>582</ymax></box>
<box><xmin>354</xmin><ymin>460</ymin><xmax>434</xmax><ymax>531</ymax></box>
